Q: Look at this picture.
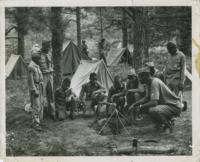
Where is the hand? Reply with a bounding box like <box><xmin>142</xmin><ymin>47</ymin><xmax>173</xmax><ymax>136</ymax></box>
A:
<box><xmin>110</xmin><ymin>96</ymin><xmax>113</xmax><ymax>102</ymax></box>
<box><xmin>178</xmin><ymin>83</ymin><xmax>184</xmax><ymax>91</ymax></box>
<box><xmin>91</xmin><ymin>92</ymin><xmax>96</xmax><ymax>98</ymax></box>
<box><xmin>128</xmin><ymin>104</ymin><xmax>135</xmax><ymax>111</ymax></box>
<box><xmin>110</xmin><ymin>95</ymin><xmax>116</xmax><ymax>102</ymax></box>
<box><xmin>65</xmin><ymin>88</ymin><xmax>72</xmax><ymax>96</ymax></box>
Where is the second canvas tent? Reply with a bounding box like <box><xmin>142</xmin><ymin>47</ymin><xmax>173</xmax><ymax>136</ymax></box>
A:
<box><xmin>70</xmin><ymin>59</ymin><xmax>113</xmax><ymax>97</ymax></box>
<box><xmin>62</xmin><ymin>41</ymin><xmax>90</xmax><ymax>77</ymax></box>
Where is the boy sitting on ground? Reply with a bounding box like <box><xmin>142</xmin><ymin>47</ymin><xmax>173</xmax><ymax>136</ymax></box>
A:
<box><xmin>55</xmin><ymin>78</ymin><xmax>77</xmax><ymax>120</ymax></box>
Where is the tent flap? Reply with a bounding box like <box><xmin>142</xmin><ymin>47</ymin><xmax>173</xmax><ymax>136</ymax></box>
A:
<box><xmin>6</xmin><ymin>54</ymin><xmax>28</xmax><ymax>79</ymax></box>
<box><xmin>62</xmin><ymin>41</ymin><xmax>90</xmax><ymax>76</ymax></box>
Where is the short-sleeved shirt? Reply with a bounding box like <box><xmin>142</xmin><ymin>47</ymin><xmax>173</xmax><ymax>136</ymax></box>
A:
<box><xmin>39</xmin><ymin>52</ymin><xmax>53</xmax><ymax>74</ymax></box>
<box><xmin>55</xmin><ymin>88</ymin><xmax>66</xmax><ymax>108</ymax></box>
<box><xmin>55</xmin><ymin>88</ymin><xmax>76</xmax><ymax>108</ymax></box>
<box><xmin>150</xmin><ymin>78</ymin><xmax>182</xmax><ymax>109</ymax></box>
<box><xmin>80</xmin><ymin>81</ymin><xmax>104</xmax><ymax>100</ymax></box>
<box><xmin>28</xmin><ymin>61</ymin><xmax>43</xmax><ymax>85</ymax></box>
<box><xmin>165</xmin><ymin>50</ymin><xmax>186</xmax><ymax>84</ymax></box>
<box><xmin>126</xmin><ymin>79</ymin><xmax>138</xmax><ymax>90</ymax></box>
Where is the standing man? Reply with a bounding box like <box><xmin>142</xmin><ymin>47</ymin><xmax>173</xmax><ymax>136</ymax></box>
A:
<box><xmin>164</xmin><ymin>42</ymin><xmax>186</xmax><ymax>95</ymax></box>
<box><xmin>28</xmin><ymin>45</ymin><xmax>43</xmax><ymax>130</ymax></box>
<box><xmin>136</xmin><ymin>67</ymin><xmax>183</xmax><ymax>133</ymax></box>
<box><xmin>81</xmin><ymin>40</ymin><xmax>89</xmax><ymax>57</ymax></box>
<box><xmin>38</xmin><ymin>40</ymin><xmax>55</xmax><ymax>120</ymax></box>
<box><xmin>98</xmin><ymin>38</ymin><xmax>110</xmax><ymax>65</ymax></box>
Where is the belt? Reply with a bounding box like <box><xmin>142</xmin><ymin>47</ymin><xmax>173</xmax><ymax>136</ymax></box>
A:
<box><xmin>35</xmin><ymin>81</ymin><xmax>42</xmax><ymax>85</ymax></box>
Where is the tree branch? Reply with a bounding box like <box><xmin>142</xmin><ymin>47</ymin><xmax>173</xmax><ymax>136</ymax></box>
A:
<box><xmin>6</xmin><ymin>36</ymin><xmax>18</xmax><ymax>40</ymax></box>
<box><xmin>5</xmin><ymin>25</ymin><xmax>17</xmax><ymax>36</ymax></box>
<box><xmin>124</xmin><ymin>8</ymin><xmax>135</xmax><ymax>21</ymax></box>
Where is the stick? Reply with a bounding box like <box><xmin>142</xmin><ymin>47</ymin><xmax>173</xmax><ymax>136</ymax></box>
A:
<box><xmin>116</xmin><ymin>146</ymin><xmax>175</xmax><ymax>155</ymax></box>
<box><xmin>98</xmin><ymin>109</ymin><xmax>116</xmax><ymax>135</ymax></box>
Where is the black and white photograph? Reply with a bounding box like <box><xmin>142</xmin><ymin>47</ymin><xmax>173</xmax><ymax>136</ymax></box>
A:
<box><xmin>5</xmin><ymin>6</ymin><xmax>192</xmax><ymax>156</ymax></box>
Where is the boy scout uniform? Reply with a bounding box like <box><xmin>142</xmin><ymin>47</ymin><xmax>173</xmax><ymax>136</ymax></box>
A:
<box><xmin>38</xmin><ymin>51</ymin><xmax>55</xmax><ymax>118</ymax></box>
<box><xmin>79</xmin><ymin>81</ymin><xmax>106</xmax><ymax>114</ymax></box>
<box><xmin>28</xmin><ymin>60</ymin><xmax>44</xmax><ymax>125</ymax></box>
<box><xmin>164</xmin><ymin>50</ymin><xmax>186</xmax><ymax>95</ymax></box>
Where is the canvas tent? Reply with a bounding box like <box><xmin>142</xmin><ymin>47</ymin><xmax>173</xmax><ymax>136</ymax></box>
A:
<box><xmin>70</xmin><ymin>59</ymin><xmax>113</xmax><ymax>97</ymax></box>
<box><xmin>106</xmin><ymin>47</ymin><xmax>132</xmax><ymax>66</ymax></box>
<box><xmin>62</xmin><ymin>41</ymin><xmax>90</xmax><ymax>77</ymax></box>
<box><xmin>6</xmin><ymin>54</ymin><xmax>28</xmax><ymax>79</ymax></box>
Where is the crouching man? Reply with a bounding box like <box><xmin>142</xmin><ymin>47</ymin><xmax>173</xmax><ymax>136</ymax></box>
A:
<box><xmin>55</xmin><ymin>78</ymin><xmax>77</xmax><ymax>120</ymax></box>
<box><xmin>28</xmin><ymin>46</ymin><xmax>44</xmax><ymax>130</ymax></box>
<box><xmin>107</xmin><ymin>75</ymin><xmax>126</xmax><ymax>113</ymax></box>
<box><xmin>136</xmin><ymin>67</ymin><xmax>183</xmax><ymax>133</ymax></box>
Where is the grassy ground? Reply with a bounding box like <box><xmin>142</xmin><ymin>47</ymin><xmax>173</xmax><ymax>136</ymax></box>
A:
<box><xmin>6</xmin><ymin>79</ymin><xmax>192</xmax><ymax>156</ymax></box>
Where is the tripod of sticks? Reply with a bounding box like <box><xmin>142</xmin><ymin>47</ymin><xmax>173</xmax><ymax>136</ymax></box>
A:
<box><xmin>97</xmin><ymin>102</ymin><xmax>131</xmax><ymax>136</ymax></box>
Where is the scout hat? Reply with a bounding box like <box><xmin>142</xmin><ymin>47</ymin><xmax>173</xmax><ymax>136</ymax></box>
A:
<box><xmin>128</xmin><ymin>68</ymin><xmax>136</xmax><ymax>76</ymax></box>
<box><xmin>144</xmin><ymin>61</ymin><xmax>155</xmax><ymax>67</ymax></box>
<box><xmin>31</xmin><ymin>44</ymin><xmax>41</xmax><ymax>59</ymax></box>
<box><xmin>137</xmin><ymin>67</ymin><xmax>150</xmax><ymax>75</ymax></box>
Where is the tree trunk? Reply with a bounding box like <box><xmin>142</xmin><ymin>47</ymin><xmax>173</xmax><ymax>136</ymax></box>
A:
<box><xmin>99</xmin><ymin>8</ymin><xmax>103</xmax><ymax>40</ymax></box>
<box><xmin>179</xmin><ymin>26</ymin><xmax>191</xmax><ymax>56</ymax></box>
<box><xmin>76</xmin><ymin>7</ymin><xmax>81</xmax><ymax>49</ymax></box>
<box><xmin>122</xmin><ymin>9</ymin><xmax>128</xmax><ymax>48</ymax></box>
<box><xmin>51</xmin><ymin>7</ymin><xmax>63</xmax><ymax>89</ymax></box>
<box><xmin>17</xmin><ymin>29</ymin><xmax>25</xmax><ymax>58</ymax></box>
<box><xmin>133</xmin><ymin>8</ymin><xmax>149</xmax><ymax>70</ymax></box>
<box><xmin>15</xmin><ymin>8</ymin><xmax>27</xmax><ymax>58</ymax></box>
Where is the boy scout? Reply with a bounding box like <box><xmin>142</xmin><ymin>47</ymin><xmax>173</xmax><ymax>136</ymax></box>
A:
<box><xmin>164</xmin><ymin>42</ymin><xmax>186</xmax><ymax>95</ymax></box>
<box><xmin>28</xmin><ymin>45</ymin><xmax>44</xmax><ymax>130</ymax></box>
<box><xmin>38</xmin><ymin>40</ymin><xmax>55</xmax><ymax>119</ymax></box>
<box><xmin>137</xmin><ymin>67</ymin><xmax>183</xmax><ymax>133</ymax></box>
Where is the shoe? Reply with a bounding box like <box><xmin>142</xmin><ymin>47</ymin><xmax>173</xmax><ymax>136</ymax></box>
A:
<box><xmin>33</xmin><ymin>124</ymin><xmax>42</xmax><ymax>131</ymax></box>
<box><xmin>69</xmin><ymin>114</ymin><xmax>75</xmax><ymax>120</ymax></box>
<box><xmin>182</xmin><ymin>101</ymin><xmax>187</xmax><ymax>112</ymax></box>
<box><xmin>162</xmin><ymin>122</ymin><xmax>173</xmax><ymax>134</ymax></box>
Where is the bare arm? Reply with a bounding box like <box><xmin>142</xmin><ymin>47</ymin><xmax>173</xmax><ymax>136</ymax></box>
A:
<box><xmin>79</xmin><ymin>87</ymin><xmax>85</xmax><ymax>101</ymax></box>
<box><xmin>140</xmin><ymin>100</ymin><xmax>158</xmax><ymax>109</ymax></box>
<box><xmin>93</xmin><ymin>88</ymin><xmax>106</xmax><ymax>94</ymax></box>
<box><xmin>93</xmin><ymin>82</ymin><xmax>106</xmax><ymax>94</ymax></box>
<box><xmin>127</xmin><ymin>88</ymin><xmax>140</xmax><ymax>93</ymax></box>
<box><xmin>28</xmin><ymin>69</ymin><xmax>36</xmax><ymax>92</ymax></box>
<box><xmin>180</xmin><ymin>54</ymin><xmax>186</xmax><ymax>86</ymax></box>
<box><xmin>133</xmin><ymin>86</ymin><xmax>149</xmax><ymax>107</ymax></box>
<box><xmin>129</xmin><ymin>86</ymin><xmax>149</xmax><ymax>110</ymax></box>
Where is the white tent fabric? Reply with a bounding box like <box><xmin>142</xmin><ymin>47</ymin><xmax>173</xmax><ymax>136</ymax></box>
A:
<box><xmin>106</xmin><ymin>48</ymin><xmax>126</xmax><ymax>66</ymax></box>
<box><xmin>6</xmin><ymin>54</ymin><xmax>28</xmax><ymax>79</ymax></box>
<box><xmin>70</xmin><ymin>60</ymin><xmax>113</xmax><ymax>97</ymax></box>
<box><xmin>106</xmin><ymin>47</ymin><xmax>132</xmax><ymax>66</ymax></box>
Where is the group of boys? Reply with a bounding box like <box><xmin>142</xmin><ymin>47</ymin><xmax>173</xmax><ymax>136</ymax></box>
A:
<box><xmin>106</xmin><ymin>41</ymin><xmax>186</xmax><ymax>133</ymax></box>
<box><xmin>29</xmin><ymin>40</ymin><xmax>186</xmax><ymax>134</ymax></box>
